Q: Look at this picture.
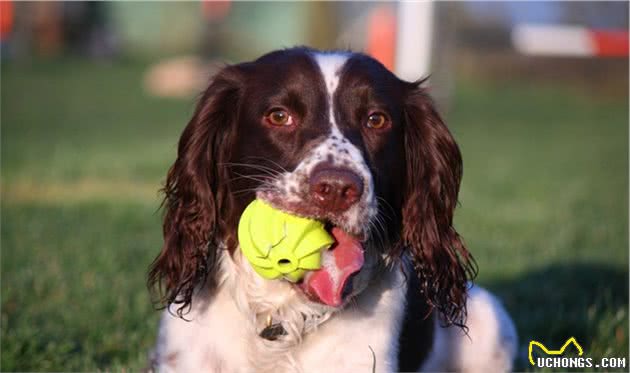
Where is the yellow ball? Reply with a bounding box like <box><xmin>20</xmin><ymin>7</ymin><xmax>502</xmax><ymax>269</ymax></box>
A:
<box><xmin>237</xmin><ymin>199</ymin><xmax>334</xmax><ymax>282</ymax></box>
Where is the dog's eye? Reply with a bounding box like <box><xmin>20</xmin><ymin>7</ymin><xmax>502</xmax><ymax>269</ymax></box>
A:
<box><xmin>366</xmin><ymin>112</ymin><xmax>390</xmax><ymax>129</ymax></box>
<box><xmin>265</xmin><ymin>109</ymin><xmax>294</xmax><ymax>127</ymax></box>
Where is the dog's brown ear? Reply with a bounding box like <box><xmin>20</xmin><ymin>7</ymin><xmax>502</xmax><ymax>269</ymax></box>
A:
<box><xmin>148</xmin><ymin>66</ymin><xmax>243</xmax><ymax>317</ymax></box>
<box><xmin>401</xmin><ymin>81</ymin><xmax>476</xmax><ymax>327</ymax></box>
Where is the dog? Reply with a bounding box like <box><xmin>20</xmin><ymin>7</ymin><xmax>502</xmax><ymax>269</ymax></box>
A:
<box><xmin>148</xmin><ymin>47</ymin><xmax>517</xmax><ymax>372</ymax></box>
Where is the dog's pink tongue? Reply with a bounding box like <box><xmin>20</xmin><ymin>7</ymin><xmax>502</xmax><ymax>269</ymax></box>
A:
<box><xmin>300</xmin><ymin>227</ymin><xmax>364</xmax><ymax>307</ymax></box>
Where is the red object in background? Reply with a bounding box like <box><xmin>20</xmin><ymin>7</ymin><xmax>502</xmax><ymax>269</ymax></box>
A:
<box><xmin>366</xmin><ymin>5</ymin><xmax>396</xmax><ymax>71</ymax></box>
<box><xmin>202</xmin><ymin>0</ymin><xmax>232</xmax><ymax>22</ymax></box>
<box><xmin>590</xmin><ymin>30</ymin><xmax>629</xmax><ymax>57</ymax></box>
<box><xmin>513</xmin><ymin>24</ymin><xmax>628</xmax><ymax>58</ymax></box>
<box><xmin>0</xmin><ymin>0</ymin><xmax>14</xmax><ymax>41</ymax></box>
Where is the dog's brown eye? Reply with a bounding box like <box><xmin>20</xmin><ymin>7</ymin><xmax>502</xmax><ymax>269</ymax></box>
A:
<box><xmin>366</xmin><ymin>112</ymin><xmax>389</xmax><ymax>129</ymax></box>
<box><xmin>265</xmin><ymin>109</ymin><xmax>294</xmax><ymax>127</ymax></box>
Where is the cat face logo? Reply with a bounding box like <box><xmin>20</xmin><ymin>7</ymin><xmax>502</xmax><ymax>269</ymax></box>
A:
<box><xmin>528</xmin><ymin>337</ymin><xmax>584</xmax><ymax>366</ymax></box>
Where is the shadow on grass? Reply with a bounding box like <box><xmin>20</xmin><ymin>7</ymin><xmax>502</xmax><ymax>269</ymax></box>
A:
<box><xmin>485</xmin><ymin>263</ymin><xmax>628</xmax><ymax>372</ymax></box>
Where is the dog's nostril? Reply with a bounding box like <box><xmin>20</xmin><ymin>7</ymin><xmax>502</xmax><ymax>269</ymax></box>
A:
<box><xmin>343</xmin><ymin>186</ymin><xmax>359</xmax><ymax>199</ymax></box>
<box><xmin>309</xmin><ymin>164</ymin><xmax>364</xmax><ymax>213</ymax></box>
<box><xmin>315</xmin><ymin>183</ymin><xmax>332</xmax><ymax>196</ymax></box>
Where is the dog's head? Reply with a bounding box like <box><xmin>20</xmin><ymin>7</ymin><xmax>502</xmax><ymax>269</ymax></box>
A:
<box><xmin>148</xmin><ymin>48</ymin><xmax>475</xmax><ymax>327</ymax></box>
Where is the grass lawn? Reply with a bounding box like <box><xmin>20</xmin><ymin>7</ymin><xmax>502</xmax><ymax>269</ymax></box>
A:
<box><xmin>2</xmin><ymin>58</ymin><xmax>628</xmax><ymax>371</ymax></box>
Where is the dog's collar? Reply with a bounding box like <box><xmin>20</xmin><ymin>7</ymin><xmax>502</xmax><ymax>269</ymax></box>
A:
<box><xmin>259</xmin><ymin>314</ymin><xmax>287</xmax><ymax>341</ymax></box>
<box><xmin>259</xmin><ymin>323</ymin><xmax>287</xmax><ymax>341</ymax></box>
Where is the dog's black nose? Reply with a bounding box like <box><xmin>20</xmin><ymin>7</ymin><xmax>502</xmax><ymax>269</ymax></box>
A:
<box><xmin>309</xmin><ymin>165</ymin><xmax>363</xmax><ymax>212</ymax></box>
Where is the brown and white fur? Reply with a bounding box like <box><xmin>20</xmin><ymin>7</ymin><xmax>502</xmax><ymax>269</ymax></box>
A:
<box><xmin>148</xmin><ymin>48</ymin><xmax>517</xmax><ymax>373</ymax></box>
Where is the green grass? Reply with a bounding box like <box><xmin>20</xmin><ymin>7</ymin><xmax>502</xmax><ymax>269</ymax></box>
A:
<box><xmin>1</xmin><ymin>59</ymin><xmax>190</xmax><ymax>371</ymax></box>
<box><xmin>451</xmin><ymin>79</ymin><xmax>628</xmax><ymax>370</ymax></box>
<box><xmin>1</xmin><ymin>59</ymin><xmax>628</xmax><ymax>371</ymax></box>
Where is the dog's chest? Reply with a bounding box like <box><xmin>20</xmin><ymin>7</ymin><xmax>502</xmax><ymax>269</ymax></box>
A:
<box><xmin>154</xmin><ymin>269</ymin><xmax>407</xmax><ymax>373</ymax></box>
<box><xmin>296</xmin><ymin>277</ymin><xmax>407</xmax><ymax>373</ymax></box>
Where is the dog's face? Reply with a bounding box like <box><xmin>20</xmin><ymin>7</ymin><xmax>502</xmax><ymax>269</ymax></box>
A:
<box><xmin>228</xmin><ymin>51</ymin><xmax>405</xmax><ymax>235</ymax></box>
<box><xmin>226</xmin><ymin>51</ymin><xmax>409</xmax><ymax>307</ymax></box>
<box><xmin>149</xmin><ymin>48</ymin><xmax>475</xmax><ymax>326</ymax></box>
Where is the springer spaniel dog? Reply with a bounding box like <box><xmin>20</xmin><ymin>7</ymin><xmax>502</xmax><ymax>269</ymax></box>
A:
<box><xmin>148</xmin><ymin>47</ymin><xmax>517</xmax><ymax>372</ymax></box>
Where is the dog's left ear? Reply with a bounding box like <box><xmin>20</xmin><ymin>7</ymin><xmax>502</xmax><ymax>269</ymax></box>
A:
<box><xmin>401</xmin><ymin>81</ymin><xmax>476</xmax><ymax>327</ymax></box>
<box><xmin>148</xmin><ymin>66</ymin><xmax>244</xmax><ymax>317</ymax></box>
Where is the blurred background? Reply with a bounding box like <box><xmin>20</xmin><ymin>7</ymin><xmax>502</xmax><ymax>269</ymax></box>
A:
<box><xmin>1</xmin><ymin>1</ymin><xmax>628</xmax><ymax>371</ymax></box>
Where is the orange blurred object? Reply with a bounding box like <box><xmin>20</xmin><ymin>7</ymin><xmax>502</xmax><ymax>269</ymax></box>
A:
<box><xmin>366</xmin><ymin>5</ymin><xmax>397</xmax><ymax>71</ymax></box>
<box><xmin>202</xmin><ymin>0</ymin><xmax>232</xmax><ymax>22</ymax></box>
<box><xmin>0</xmin><ymin>0</ymin><xmax>14</xmax><ymax>41</ymax></box>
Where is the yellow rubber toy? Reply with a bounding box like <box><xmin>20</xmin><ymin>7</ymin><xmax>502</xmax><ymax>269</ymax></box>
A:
<box><xmin>237</xmin><ymin>199</ymin><xmax>334</xmax><ymax>282</ymax></box>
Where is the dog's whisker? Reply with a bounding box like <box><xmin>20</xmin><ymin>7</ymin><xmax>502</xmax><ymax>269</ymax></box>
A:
<box><xmin>376</xmin><ymin>197</ymin><xmax>396</xmax><ymax>222</ymax></box>
<box><xmin>232</xmin><ymin>186</ymin><xmax>276</xmax><ymax>196</ymax></box>
<box><xmin>366</xmin><ymin>220</ymin><xmax>382</xmax><ymax>252</ymax></box>
<box><xmin>232</xmin><ymin>190</ymin><xmax>271</xmax><ymax>197</ymax></box>
<box><xmin>242</xmin><ymin>156</ymin><xmax>289</xmax><ymax>174</ymax></box>
<box><xmin>221</xmin><ymin>161</ymin><xmax>284</xmax><ymax>177</ymax></box>
<box><xmin>230</xmin><ymin>172</ymin><xmax>274</xmax><ymax>184</ymax></box>
<box><xmin>367</xmin><ymin>212</ymin><xmax>388</xmax><ymax>250</ymax></box>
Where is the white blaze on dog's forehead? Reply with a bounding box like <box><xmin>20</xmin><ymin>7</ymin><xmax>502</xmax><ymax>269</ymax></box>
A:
<box><xmin>312</xmin><ymin>52</ymin><xmax>349</xmax><ymax>135</ymax></box>
<box><xmin>313</xmin><ymin>52</ymin><xmax>349</xmax><ymax>93</ymax></box>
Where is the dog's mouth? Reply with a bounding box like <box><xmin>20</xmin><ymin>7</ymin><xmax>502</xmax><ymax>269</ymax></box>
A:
<box><xmin>297</xmin><ymin>224</ymin><xmax>364</xmax><ymax>307</ymax></box>
<box><xmin>255</xmin><ymin>192</ymin><xmax>369</xmax><ymax>307</ymax></box>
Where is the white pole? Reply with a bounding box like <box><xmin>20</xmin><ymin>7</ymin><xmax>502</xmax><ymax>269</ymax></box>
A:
<box><xmin>512</xmin><ymin>24</ymin><xmax>594</xmax><ymax>57</ymax></box>
<box><xmin>395</xmin><ymin>1</ymin><xmax>435</xmax><ymax>82</ymax></box>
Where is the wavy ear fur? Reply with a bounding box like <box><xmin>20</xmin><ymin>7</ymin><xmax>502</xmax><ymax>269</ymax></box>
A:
<box><xmin>401</xmin><ymin>82</ymin><xmax>476</xmax><ymax>327</ymax></box>
<box><xmin>148</xmin><ymin>67</ymin><xmax>242</xmax><ymax>317</ymax></box>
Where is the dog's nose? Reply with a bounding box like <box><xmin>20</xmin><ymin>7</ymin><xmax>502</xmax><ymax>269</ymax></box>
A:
<box><xmin>309</xmin><ymin>166</ymin><xmax>363</xmax><ymax>212</ymax></box>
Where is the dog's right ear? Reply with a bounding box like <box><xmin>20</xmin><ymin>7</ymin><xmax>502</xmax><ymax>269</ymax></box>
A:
<box><xmin>400</xmin><ymin>81</ymin><xmax>477</xmax><ymax>328</ymax></box>
<box><xmin>148</xmin><ymin>66</ymin><xmax>244</xmax><ymax>317</ymax></box>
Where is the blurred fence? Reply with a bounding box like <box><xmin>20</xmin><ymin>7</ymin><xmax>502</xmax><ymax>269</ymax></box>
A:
<box><xmin>1</xmin><ymin>1</ymin><xmax>627</xmax><ymax>100</ymax></box>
